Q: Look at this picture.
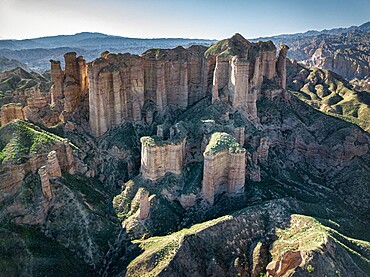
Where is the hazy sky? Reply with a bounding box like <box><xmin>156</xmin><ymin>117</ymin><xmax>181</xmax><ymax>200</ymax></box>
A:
<box><xmin>1</xmin><ymin>0</ymin><xmax>369</xmax><ymax>40</ymax></box>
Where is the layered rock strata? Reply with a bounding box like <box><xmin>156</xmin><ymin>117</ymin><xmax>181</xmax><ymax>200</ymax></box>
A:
<box><xmin>50</xmin><ymin>52</ymin><xmax>88</xmax><ymax>113</ymax></box>
<box><xmin>206</xmin><ymin>35</ymin><xmax>278</xmax><ymax>122</ymax></box>
<box><xmin>0</xmin><ymin>103</ymin><xmax>25</xmax><ymax>126</ymax></box>
<box><xmin>140</xmin><ymin>124</ymin><xmax>187</xmax><ymax>181</ymax></box>
<box><xmin>202</xmin><ymin>132</ymin><xmax>246</xmax><ymax>205</ymax></box>
<box><xmin>138</xmin><ymin>189</ymin><xmax>150</xmax><ymax>220</ymax></box>
<box><xmin>88</xmin><ymin>34</ymin><xmax>288</xmax><ymax>136</ymax></box>
<box><xmin>38</xmin><ymin>166</ymin><xmax>52</xmax><ymax>200</ymax></box>
<box><xmin>276</xmin><ymin>44</ymin><xmax>289</xmax><ymax>89</ymax></box>
<box><xmin>46</xmin><ymin>151</ymin><xmax>62</xmax><ymax>178</ymax></box>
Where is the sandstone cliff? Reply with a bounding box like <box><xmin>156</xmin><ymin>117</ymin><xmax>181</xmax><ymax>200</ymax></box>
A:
<box><xmin>140</xmin><ymin>124</ymin><xmax>186</xmax><ymax>181</ymax></box>
<box><xmin>88</xmin><ymin>34</ymin><xmax>288</xmax><ymax>136</ymax></box>
<box><xmin>1</xmin><ymin>103</ymin><xmax>25</xmax><ymax>126</ymax></box>
<box><xmin>202</xmin><ymin>132</ymin><xmax>246</xmax><ymax>205</ymax></box>
<box><xmin>50</xmin><ymin>52</ymin><xmax>88</xmax><ymax>114</ymax></box>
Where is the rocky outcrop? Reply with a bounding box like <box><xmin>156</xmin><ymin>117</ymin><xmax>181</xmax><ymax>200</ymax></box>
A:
<box><xmin>88</xmin><ymin>53</ymin><xmax>145</xmax><ymax>136</ymax></box>
<box><xmin>206</xmin><ymin>34</ymin><xmax>279</xmax><ymax>122</ymax></box>
<box><xmin>140</xmin><ymin>125</ymin><xmax>186</xmax><ymax>181</ymax></box>
<box><xmin>202</xmin><ymin>132</ymin><xmax>246</xmax><ymax>205</ymax></box>
<box><xmin>266</xmin><ymin>251</ymin><xmax>304</xmax><ymax>277</ymax></box>
<box><xmin>50</xmin><ymin>52</ymin><xmax>88</xmax><ymax>114</ymax></box>
<box><xmin>38</xmin><ymin>166</ymin><xmax>52</xmax><ymax>200</ymax></box>
<box><xmin>47</xmin><ymin>151</ymin><xmax>62</xmax><ymax>178</ymax></box>
<box><xmin>88</xmin><ymin>34</ymin><xmax>288</xmax><ymax>136</ymax></box>
<box><xmin>50</xmin><ymin>60</ymin><xmax>64</xmax><ymax>104</ymax></box>
<box><xmin>256</xmin><ymin>137</ymin><xmax>270</xmax><ymax>162</ymax></box>
<box><xmin>1</xmin><ymin>103</ymin><xmax>25</xmax><ymax>126</ymax></box>
<box><xmin>126</xmin><ymin>202</ymin><xmax>369</xmax><ymax>277</ymax></box>
<box><xmin>276</xmin><ymin>44</ymin><xmax>289</xmax><ymax>89</ymax></box>
<box><xmin>138</xmin><ymin>189</ymin><xmax>150</xmax><ymax>220</ymax></box>
<box><xmin>233</xmin><ymin>127</ymin><xmax>245</xmax><ymax>146</ymax></box>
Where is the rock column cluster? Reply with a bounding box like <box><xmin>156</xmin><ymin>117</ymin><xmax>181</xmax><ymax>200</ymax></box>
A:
<box><xmin>50</xmin><ymin>52</ymin><xmax>88</xmax><ymax>114</ymax></box>
<box><xmin>87</xmin><ymin>34</ymin><xmax>289</xmax><ymax>136</ymax></box>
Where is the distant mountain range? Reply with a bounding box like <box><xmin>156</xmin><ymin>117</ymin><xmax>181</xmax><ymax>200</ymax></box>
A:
<box><xmin>0</xmin><ymin>33</ymin><xmax>216</xmax><ymax>72</ymax></box>
<box><xmin>0</xmin><ymin>32</ymin><xmax>216</xmax><ymax>51</ymax></box>
<box><xmin>253</xmin><ymin>21</ymin><xmax>370</xmax><ymax>41</ymax></box>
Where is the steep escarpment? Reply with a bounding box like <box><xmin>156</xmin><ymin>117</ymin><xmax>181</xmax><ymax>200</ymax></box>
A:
<box><xmin>88</xmin><ymin>34</ymin><xmax>288</xmax><ymax>136</ymax></box>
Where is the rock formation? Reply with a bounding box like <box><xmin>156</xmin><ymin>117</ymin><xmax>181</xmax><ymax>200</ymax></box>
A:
<box><xmin>54</xmin><ymin>139</ymin><xmax>75</xmax><ymax>174</ymax></box>
<box><xmin>233</xmin><ymin>127</ymin><xmax>245</xmax><ymax>146</ymax></box>
<box><xmin>88</xmin><ymin>34</ymin><xmax>288</xmax><ymax>136</ymax></box>
<box><xmin>276</xmin><ymin>44</ymin><xmax>289</xmax><ymax>89</ymax></box>
<box><xmin>202</xmin><ymin>132</ymin><xmax>246</xmax><ymax>205</ymax></box>
<box><xmin>266</xmin><ymin>251</ymin><xmax>304</xmax><ymax>277</ymax></box>
<box><xmin>140</xmin><ymin>125</ymin><xmax>186</xmax><ymax>180</ymax></box>
<box><xmin>38</xmin><ymin>166</ymin><xmax>52</xmax><ymax>200</ymax></box>
<box><xmin>138</xmin><ymin>189</ymin><xmax>150</xmax><ymax>220</ymax></box>
<box><xmin>206</xmin><ymin>34</ymin><xmax>279</xmax><ymax>122</ymax></box>
<box><xmin>0</xmin><ymin>103</ymin><xmax>25</xmax><ymax>126</ymax></box>
<box><xmin>88</xmin><ymin>53</ymin><xmax>145</xmax><ymax>136</ymax></box>
<box><xmin>50</xmin><ymin>52</ymin><xmax>88</xmax><ymax>114</ymax></box>
<box><xmin>47</xmin><ymin>151</ymin><xmax>62</xmax><ymax>178</ymax></box>
<box><xmin>256</xmin><ymin>137</ymin><xmax>270</xmax><ymax>162</ymax></box>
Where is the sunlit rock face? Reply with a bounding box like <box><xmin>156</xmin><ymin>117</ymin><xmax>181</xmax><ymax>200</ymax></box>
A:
<box><xmin>88</xmin><ymin>34</ymin><xmax>288</xmax><ymax>136</ymax></box>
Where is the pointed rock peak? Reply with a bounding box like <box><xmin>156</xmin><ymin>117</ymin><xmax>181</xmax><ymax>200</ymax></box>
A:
<box><xmin>230</xmin><ymin>33</ymin><xmax>251</xmax><ymax>45</ymax></box>
<box><xmin>205</xmin><ymin>33</ymin><xmax>253</xmax><ymax>58</ymax></box>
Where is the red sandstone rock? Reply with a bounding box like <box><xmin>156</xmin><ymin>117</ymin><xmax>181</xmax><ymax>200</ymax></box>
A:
<box><xmin>138</xmin><ymin>189</ymin><xmax>150</xmax><ymax>220</ymax></box>
<box><xmin>202</xmin><ymin>132</ymin><xmax>246</xmax><ymax>205</ymax></box>
<box><xmin>1</xmin><ymin>103</ymin><xmax>25</xmax><ymax>126</ymax></box>
<box><xmin>47</xmin><ymin>151</ymin><xmax>62</xmax><ymax>178</ymax></box>
<box><xmin>38</xmin><ymin>166</ymin><xmax>52</xmax><ymax>200</ymax></box>
<box><xmin>140</xmin><ymin>134</ymin><xmax>186</xmax><ymax>181</ymax></box>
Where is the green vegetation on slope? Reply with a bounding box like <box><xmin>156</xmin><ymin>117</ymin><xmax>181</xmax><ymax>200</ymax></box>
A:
<box><xmin>0</xmin><ymin>120</ymin><xmax>64</xmax><ymax>164</ymax></box>
<box><xmin>287</xmin><ymin>63</ymin><xmax>370</xmax><ymax>131</ymax></box>
<box><xmin>204</xmin><ymin>132</ymin><xmax>245</xmax><ymax>155</ymax></box>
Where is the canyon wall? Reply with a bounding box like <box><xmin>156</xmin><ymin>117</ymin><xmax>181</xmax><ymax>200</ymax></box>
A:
<box><xmin>202</xmin><ymin>132</ymin><xmax>246</xmax><ymax>205</ymax></box>
<box><xmin>88</xmin><ymin>53</ymin><xmax>145</xmax><ymax>137</ymax></box>
<box><xmin>88</xmin><ymin>34</ymin><xmax>288</xmax><ymax>136</ymax></box>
